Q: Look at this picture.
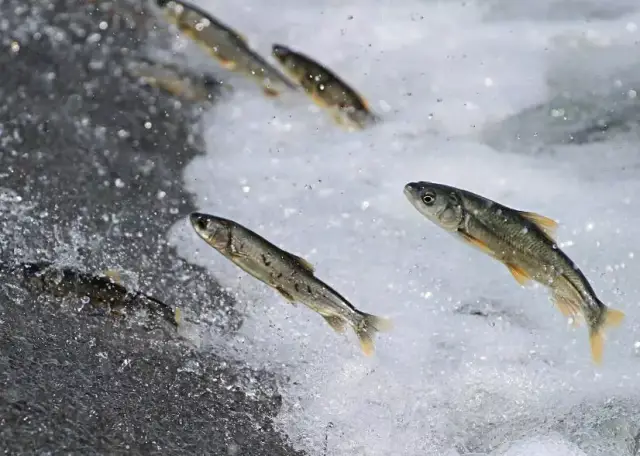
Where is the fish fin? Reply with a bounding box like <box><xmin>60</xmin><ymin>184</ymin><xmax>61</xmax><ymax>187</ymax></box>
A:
<box><xmin>551</xmin><ymin>289</ymin><xmax>582</xmax><ymax>319</ymax></box>
<box><xmin>518</xmin><ymin>211</ymin><xmax>558</xmax><ymax>239</ymax></box>
<box><xmin>330</xmin><ymin>110</ymin><xmax>346</xmax><ymax>127</ymax></box>
<box><xmin>505</xmin><ymin>263</ymin><xmax>532</xmax><ymax>286</ymax></box>
<box><xmin>291</xmin><ymin>254</ymin><xmax>315</xmax><ymax>273</ymax></box>
<box><xmin>458</xmin><ymin>231</ymin><xmax>496</xmax><ymax>257</ymax></box>
<box><xmin>323</xmin><ymin>315</ymin><xmax>347</xmax><ymax>334</ymax></box>
<box><xmin>589</xmin><ymin>307</ymin><xmax>625</xmax><ymax>365</ymax></box>
<box><xmin>310</xmin><ymin>91</ymin><xmax>330</xmax><ymax>109</ymax></box>
<box><xmin>104</xmin><ymin>269</ymin><xmax>122</xmax><ymax>284</ymax></box>
<box><xmin>275</xmin><ymin>286</ymin><xmax>297</xmax><ymax>306</ymax></box>
<box><xmin>234</xmin><ymin>32</ymin><xmax>248</xmax><ymax>43</ymax></box>
<box><xmin>216</xmin><ymin>57</ymin><xmax>237</xmax><ymax>71</ymax></box>
<box><xmin>174</xmin><ymin>307</ymin><xmax>182</xmax><ymax>326</ymax></box>
<box><xmin>263</xmin><ymin>86</ymin><xmax>280</xmax><ymax>98</ymax></box>
<box><xmin>354</xmin><ymin>313</ymin><xmax>393</xmax><ymax>356</ymax></box>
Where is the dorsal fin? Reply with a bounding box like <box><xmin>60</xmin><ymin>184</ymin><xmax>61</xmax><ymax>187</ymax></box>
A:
<box><xmin>292</xmin><ymin>254</ymin><xmax>315</xmax><ymax>273</ymax></box>
<box><xmin>519</xmin><ymin>211</ymin><xmax>558</xmax><ymax>239</ymax></box>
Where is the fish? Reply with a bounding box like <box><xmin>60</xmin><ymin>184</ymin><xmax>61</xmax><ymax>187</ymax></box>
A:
<box><xmin>17</xmin><ymin>262</ymin><xmax>181</xmax><ymax>330</ymax></box>
<box><xmin>125</xmin><ymin>56</ymin><xmax>225</xmax><ymax>102</ymax></box>
<box><xmin>155</xmin><ymin>0</ymin><xmax>297</xmax><ymax>97</ymax></box>
<box><xmin>271</xmin><ymin>43</ymin><xmax>379</xmax><ymax>131</ymax></box>
<box><xmin>403</xmin><ymin>181</ymin><xmax>625</xmax><ymax>364</ymax></box>
<box><xmin>189</xmin><ymin>212</ymin><xmax>392</xmax><ymax>355</ymax></box>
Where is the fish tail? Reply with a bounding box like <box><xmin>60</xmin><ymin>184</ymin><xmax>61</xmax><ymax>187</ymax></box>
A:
<box><xmin>588</xmin><ymin>306</ymin><xmax>625</xmax><ymax>365</ymax></box>
<box><xmin>354</xmin><ymin>312</ymin><xmax>393</xmax><ymax>357</ymax></box>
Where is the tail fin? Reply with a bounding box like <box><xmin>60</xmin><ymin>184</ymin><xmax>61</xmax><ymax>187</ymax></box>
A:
<box><xmin>589</xmin><ymin>307</ymin><xmax>625</xmax><ymax>365</ymax></box>
<box><xmin>354</xmin><ymin>313</ymin><xmax>393</xmax><ymax>357</ymax></box>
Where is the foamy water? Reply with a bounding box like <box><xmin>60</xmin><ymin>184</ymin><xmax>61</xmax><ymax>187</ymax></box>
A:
<box><xmin>166</xmin><ymin>1</ymin><xmax>640</xmax><ymax>454</ymax></box>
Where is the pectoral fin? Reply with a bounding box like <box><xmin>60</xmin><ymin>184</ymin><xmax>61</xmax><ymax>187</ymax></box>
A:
<box><xmin>310</xmin><ymin>91</ymin><xmax>330</xmax><ymax>109</ymax></box>
<box><xmin>292</xmin><ymin>254</ymin><xmax>315</xmax><ymax>273</ymax></box>
<box><xmin>519</xmin><ymin>211</ymin><xmax>558</xmax><ymax>239</ymax></box>
<box><xmin>275</xmin><ymin>286</ymin><xmax>297</xmax><ymax>306</ymax></box>
<box><xmin>458</xmin><ymin>231</ymin><xmax>496</xmax><ymax>257</ymax></box>
<box><xmin>212</xmin><ymin>55</ymin><xmax>237</xmax><ymax>70</ymax></box>
<box><xmin>323</xmin><ymin>315</ymin><xmax>347</xmax><ymax>333</ymax></box>
<box><xmin>262</xmin><ymin>86</ymin><xmax>280</xmax><ymax>98</ymax></box>
<box><xmin>505</xmin><ymin>263</ymin><xmax>532</xmax><ymax>286</ymax></box>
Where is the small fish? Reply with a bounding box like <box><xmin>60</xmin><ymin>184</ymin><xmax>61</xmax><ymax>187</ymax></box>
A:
<box><xmin>403</xmin><ymin>181</ymin><xmax>625</xmax><ymax>364</ymax></box>
<box><xmin>18</xmin><ymin>262</ymin><xmax>180</xmax><ymax>330</ymax></box>
<box><xmin>189</xmin><ymin>212</ymin><xmax>392</xmax><ymax>355</ymax></box>
<box><xmin>271</xmin><ymin>43</ymin><xmax>379</xmax><ymax>131</ymax></box>
<box><xmin>126</xmin><ymin>56</ymin><xmax>224</xmax><ymax>102</ymax></box>
<box><xmin>155</xmin><ymin>0</ymin><xmax>297</xmax><ymax>97</ymax></box>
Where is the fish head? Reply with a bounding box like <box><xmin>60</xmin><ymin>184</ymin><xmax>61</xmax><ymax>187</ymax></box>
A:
<box><xmin>272</xmin><ymin>44</ymin><xmax>305</xmax><ymax>80</ymax></box>
<box><xmin>189</xmin><ymin>212</ymin><xmax>232</xmax><ymax>250</ymax></box>
<box><xmin>403</xmin><ymin>181</ymin><xmax>465</xmax><ymax>231</ymax></box>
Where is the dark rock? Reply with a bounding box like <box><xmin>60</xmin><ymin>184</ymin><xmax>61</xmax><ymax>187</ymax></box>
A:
<box><xmin>0</xmin><ymin>0</ymin><xmax>303</xmax><ymax>454</ymax></box>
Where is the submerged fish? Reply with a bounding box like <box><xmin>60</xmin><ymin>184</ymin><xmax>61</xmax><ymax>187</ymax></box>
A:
<box><xmin>189</xmin><ymin>212</ymin><xmax>392</xmax><ymax>355</ymax></box>
<box><xmin>155</xmin><ymin>0</ymin><xmax>297</xmax><ymax>97</ymax></box>
<box><xmin>271</xmin><ymin>43</ymin><xmax>379</xmax><ymax>131</ymax></box>
<box><xmin>126</xmin><ymin>56</ymin><xmax>224</xmax><ymax>102</ymax></box>
<box><xmin>18</xmin><ymin>262</ymin><xmax>180</xmax><ymax>330</ymax></box>
<box><xmin>403</xmin><ymin>181</ymin><xmax>624</xmax><ymax>364</ymax></box>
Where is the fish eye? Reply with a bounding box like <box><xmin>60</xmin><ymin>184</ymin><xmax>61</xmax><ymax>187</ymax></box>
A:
<box><xmin>422</xmin><ymin>192</ymin><xmax>436</xmax><ymax>206</ymax></box>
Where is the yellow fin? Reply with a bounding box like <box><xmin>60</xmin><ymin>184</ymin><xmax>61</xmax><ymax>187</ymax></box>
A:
<box><xmin>262</xmin><ymin>86</ymin><xmax>280</xmax><ymax>98</ymax></box>
<box><xmin>551</xmin><ymin>289</ymin><xmax>583</xmax><ymax>327</ymax></box>
<box><xmin>551</xmin><ymin>289</ymin><xmax>581</xmax><ymax>318</ymax></box>
<box><xmin>330</xmin><ymin>110</ymin><xmax>346</xmax><ymax>127</ymax></box>
<box><xmin>310</xmin><ymin>91</ymin><xmax>330</xmax><ymax>109</ymax></box>
<box><xmin>519</xmin><ymin>211</ymin><xmax>558</xmax><ymax>239</ymax></box>
<box><xmin>354</xmin><ymin>313</ymin><xmax>393</xmax><ymax>357</ymax></box>
<box><xmin>275</xmin><ymin>286</ymin><xmax>297</xmax><ymax>305</ymax></box>
<box><xmin>323</xmin><ymin>315</ymin><xmax>347</xmax><ymax>334</ymax></box>
<box><xmin>217</xmin><ymin>57</ymin><xmax>237</xmax><ymax>71</ymax></box>
<box><xmin>458</xmin><ymin>231</ymin><xmax>496</xmax><ymax>257</ymax></box>
<box><xmin>588</xmin><ymin>307</ymin><xmax>625</xmax><ymax>365</ymax></box>
<box><xmin>292</xmin><ymin>254</ymin><xmax>315</xmax><ymax>273</ymax></box>
<box><xmin>505</xmin><ymin>263</ymin><xmax>532</xmax><ymax>286</ymax></box>
<box><xmin>104</xmin><ymin>270</ymin><xmax>122</xmax><ymax>284</ymax></box>
<box><xmin>174</xmin><ymin>307</ymin><xmax>182</xmax><ymax>326</ymax></box>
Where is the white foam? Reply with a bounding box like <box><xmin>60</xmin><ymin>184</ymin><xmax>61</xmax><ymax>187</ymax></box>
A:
<box><xmin>494</xmin><ymin>434</ymin><xmax>587</xmax><ymax>456</ymax></box>
<box><xmin>167</xmin><ymin>0</ymin><xmax>640</xmax><ymax>454</ymax></box>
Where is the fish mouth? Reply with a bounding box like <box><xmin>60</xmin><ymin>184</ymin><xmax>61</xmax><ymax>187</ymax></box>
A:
<box><xmin>403</xmin><ymin>182</ymin><xmax>419</xmax><ymax>199</ymax></box>
<box><xmin>189</xmin><ymin>211</ymin><xmax>219</xmax><ymax>237</ymax></box>
<box><xmin>271</xmin><ymin>44</ymin><xmax>290</xmax><ymax>60</ymax></box>
<box><xmin>189</xmin><ymin>211</ymin><xmax>207</xmax><ymax>228</ymax></box>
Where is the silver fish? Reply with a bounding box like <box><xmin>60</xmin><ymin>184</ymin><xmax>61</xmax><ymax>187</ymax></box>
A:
<box><xmin>126</xmin><ymin>57</ymin><xmax>223</xmax><ymax>102</ymax></box>
<box><xmin>272</xmin><ymin>43</ymin><xmax>379</xmax><ymax>131</ymax></box>
<box><xmin>156</xmin><ymin>0</ymin><xmax>297</xmax><ymax>97</ymax></box>
<box><xmin>404</xmin><ymin>181</ymin><xmax>624</xmax><ymax>364</ymax></box>
<box><xmin>190</xmin><ymin>212</ymin><xmax>392</xmax><ymax>355</ymax></box>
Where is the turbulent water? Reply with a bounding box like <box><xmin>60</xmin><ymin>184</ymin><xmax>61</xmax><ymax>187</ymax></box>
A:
<box><xmin>166</xmin><ymin>0</ymin><xmax>640</xmax><ymax>454</ymax></box>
